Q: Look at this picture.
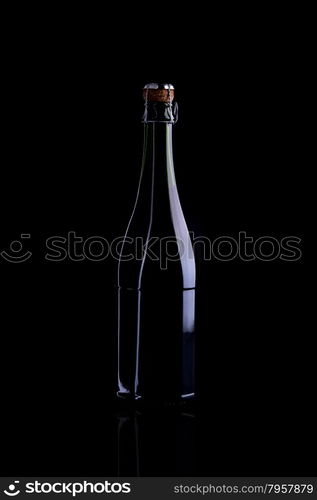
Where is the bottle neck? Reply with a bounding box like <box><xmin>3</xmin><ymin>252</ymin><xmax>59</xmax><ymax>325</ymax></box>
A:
<box><xmin>142</xmin><ymin>122</ymin><xmax>176</xmax><ymax>189</ymax></box>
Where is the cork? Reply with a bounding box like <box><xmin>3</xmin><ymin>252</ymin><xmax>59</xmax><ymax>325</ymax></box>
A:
<box><xmin>143</xmin><ymin>85</ymin><xmax>175</xmax><ymax>103</ymax></box>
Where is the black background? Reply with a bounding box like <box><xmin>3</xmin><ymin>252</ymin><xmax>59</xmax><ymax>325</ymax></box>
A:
<box><xmin>1</xmin><ymin>6</ymin><xmax>314</xmax><ymax>477</ymax></box>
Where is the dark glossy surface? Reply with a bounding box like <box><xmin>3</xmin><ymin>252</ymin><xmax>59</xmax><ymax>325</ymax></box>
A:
<box><xmin>116</xmin><ymin>409</ymin><xmax>196</xmax><ymax>477</ymax></box>
<box><xmin>0</xmin><ymin>27</ymin><xmax>312</xmax><ymax>477</ymax></box>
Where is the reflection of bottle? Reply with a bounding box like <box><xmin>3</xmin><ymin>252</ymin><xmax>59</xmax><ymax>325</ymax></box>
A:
<box><xmin>116</xmin><ymin>412</ymin><xmax>140</xmax><ymax>477</ymax></box>
<box><xmin>116</xmin><ymin>410</ymin><xmax>196</xmax><ymax>476</ymax></box>
<box><xmin>117</xmin><ymin>84</ymin><xmax>196</xmax><ymax>404</ymax></box>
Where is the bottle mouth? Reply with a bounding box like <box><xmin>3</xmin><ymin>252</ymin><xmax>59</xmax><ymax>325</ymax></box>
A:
<box><xmin>143</xmin><ymin>83</ymin><xmax>174</xmax><ymax>90</ymax></box>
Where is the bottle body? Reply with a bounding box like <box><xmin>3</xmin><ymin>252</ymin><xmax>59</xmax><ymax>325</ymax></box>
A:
<box><xmin>117</xmin><ymin>119</ymin><xmax>195</xmax><ymax>404</ymax></box>
<box><xmin>117</xmin><ymin>286</ymin><xmax>195</xmax><ymax>402</ymax></box>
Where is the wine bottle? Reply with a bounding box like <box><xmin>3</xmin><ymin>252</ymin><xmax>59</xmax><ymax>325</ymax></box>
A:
<box><xmin>117</xmin><ymin>83</ymin><xmax>196</xmax><ymax>405</ymax></box>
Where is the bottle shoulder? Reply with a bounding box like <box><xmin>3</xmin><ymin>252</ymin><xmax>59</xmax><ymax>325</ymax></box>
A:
<box><xmin>118</xmin><ymin>122</ymin><xmax>195</xmax><ymax>289</ymax></box>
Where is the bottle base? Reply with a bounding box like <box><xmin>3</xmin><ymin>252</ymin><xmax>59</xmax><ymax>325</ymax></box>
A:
<box><xmin>116</xmin><ymin>391</ymin><xmax>195</xmax><ymax>411</ymax></box>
